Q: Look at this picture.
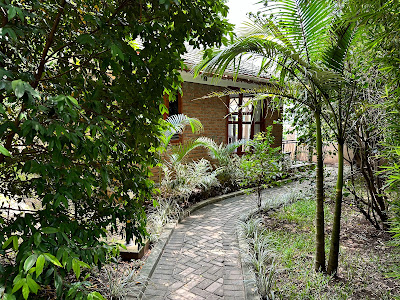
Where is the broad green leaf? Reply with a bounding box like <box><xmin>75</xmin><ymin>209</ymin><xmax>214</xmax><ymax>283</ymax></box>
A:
<box><xmin>83</xmin><ymin>181</ymin><xmax>92</xmax><ymax>197</ymax></box>
<box><xmin>24</xmin><ymin>254</ymin><xmax>38</xmax><ymax>272</ymax></box>
<box><xmin>67</xmin><ymin>96</ymin><xmax>79</xmax><ymax>107</ymax></box>
<box><xmin>0</xmin><ymin>145</ymin><xmax>11</xmax><ymax>157</ymax></box>
<box><xmin>88</xmin><ymin>292</ymin><xmax>106</xmax><ymax>300</ymax></box>
<box><xmin>42</xmin><ymin>227</ymin><xmax>59</xmax><ymax>234</ymax></box>
<box><xmin>110</xmin><ymin>44</ymin><xmax>125</xmax><ymax>61</ymax></box>
<box><xmin>54</xmin><ymin>273</ymin><xmax>63</xmax><ymax>297</ymax></box>
<box><xmin>72</xmin><ymin>258</ymin><xmax>81</xmax><ymax>279</ymax></box>
<box><xmin>76</xmin><ymin>34</ymin><xmax>95</xmax><ymax>45</ymax></box>
<box><xmin>11</xmin><ymin>79</ymin><xmax>25</xmax><ymax>98</ymax></box>
<box><xmin>11</xmin><ymin>278</ymin><xmax>25</xmax><ymax>293</ymax></box>
<box><xmin>3</xmin><ymin>293</ymin><xmax>16</xmax><ymax>300</ymax></box>
<box><xmin>43</xmin><ymin>253</ymin><xmax>62</xmax><ymax>267</ymax></box>
<box><xmin>22</xmin><ymin>283</ymin><xmax>29</xmax><ymax>300</ymax></box>
<box><xmin>2</xmin><ymin>236</ymin><xmax>14</xmax><ymax>249</ymax></box>
<box><xmin>0</xmin><ymin>28</ymin><xmax>17</xmax><ymax>40</ymax></box>
<box><xmin>26</xmin><ymin>275</ymin><xmax>40</xmax><ymax>294</ymax></box>
<box><xmin>36</xmin><ymin>254</ymin><xmax>45</xmax><ymax>278</ymax></box>
<box><xmin>78</xmin><ymin>260</ymin><xmax>91</xmax><ymax>269</ymax></box>
<box><xmin>12</xmin><ymin>236</ymin><xmax>18</xmax><ymax>250</ymax></box>
<box><xmin>33</xmin><ymin>232</ymin><xmax>41</xmax><ymax>246</ymax></box>
<box><xmin>8</xmin><ymin>6</ymin><xmax>17</xmax><ymax>21</ymax></box>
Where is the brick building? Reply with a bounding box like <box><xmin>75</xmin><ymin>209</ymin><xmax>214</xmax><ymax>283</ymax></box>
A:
<box><xmin>168</xmin><ymin>48</ymin><xmax>283</xmax><ymax>161</ymax></box>
<box><xmin>151</xmin><ymin>48</ymin><xmax>283</xmax><ymax>180</ymax></box>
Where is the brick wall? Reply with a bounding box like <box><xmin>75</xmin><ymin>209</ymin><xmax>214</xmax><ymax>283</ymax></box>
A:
<box><xmin>180</xmin><ymin>82</ymin><xmax>227</xmax><ymax>163</ymax></box>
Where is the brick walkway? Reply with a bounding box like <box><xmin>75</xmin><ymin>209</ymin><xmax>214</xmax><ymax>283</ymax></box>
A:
<box><xmin>142</xmin><ymin>183</ymin><xmax>302</xmax><ymax>300</ymax></box>
<box><xmin>142</xmin><ymin>193</ymin><xmax>252</xmax><ymax>300</ymax></box>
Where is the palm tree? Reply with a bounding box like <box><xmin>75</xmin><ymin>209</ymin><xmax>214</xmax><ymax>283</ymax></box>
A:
<box><xmin>195</xmin><ymin>0</ymin><xmax>355</xmax><ymax>274</ymax></box>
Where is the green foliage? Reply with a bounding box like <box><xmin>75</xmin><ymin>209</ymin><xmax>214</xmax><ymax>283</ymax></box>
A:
<box><xmin>240</xmin><ymin>128</ymin><xmax>281</xmax><ymax>209</ymax></box>
<box><xmin>195</xmin><ymin>136</ymin><xmax>246</xmax><ymax>185</ymax></box>
<box><xmin>161</xmin><ymin>158</ymin><xmax>221</xmax><ymax>202</ymax></box>
<box><xmin>0</xmin><ymin>0</ymin><xmax>231</xmax><ymax>298</ymax></box>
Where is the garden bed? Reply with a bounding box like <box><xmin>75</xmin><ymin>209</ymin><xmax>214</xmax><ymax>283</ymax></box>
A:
<box><xmin>248</xmin><ymin>194</ymin><xmax>400</xmax><ymax>299</ymax></box>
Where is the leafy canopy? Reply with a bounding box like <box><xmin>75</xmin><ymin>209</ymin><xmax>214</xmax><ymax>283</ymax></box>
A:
<box><xmin>0</xmin><ymin>0</ymin><xmax>232</xmax><ymax>298</ymax></box>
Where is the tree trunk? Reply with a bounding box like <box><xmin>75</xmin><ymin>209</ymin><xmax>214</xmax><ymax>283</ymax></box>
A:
<box><xmin>327</xmin><ymin>141</ymin><xmax>344</xmax><ymax>275</ymax></box>
<box><xmin>314</xmin><ymin>111</ymin><xmax>326</xmax><ymax>272</ymax></box>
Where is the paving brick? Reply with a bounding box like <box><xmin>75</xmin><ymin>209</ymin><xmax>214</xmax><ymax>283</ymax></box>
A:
<box><xmin>205</xmin><ymin>281</ymin><xmax>222</xmax><ymax>293</ymax></box>
<box><xmin>224</xmin><ymin>289</ymin><xmax>245</xmax><ymax>297</ymax></box>
<box><xmin>196</xmin><ymin>278</ymin><xmax>214</xmax><ymax>290</ymax></box>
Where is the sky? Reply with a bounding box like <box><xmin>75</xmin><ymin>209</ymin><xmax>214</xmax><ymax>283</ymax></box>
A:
<box><xmin>226</xmin><ymin>0</ymin><xmax>265</xmax><ymax>30</ymax></box>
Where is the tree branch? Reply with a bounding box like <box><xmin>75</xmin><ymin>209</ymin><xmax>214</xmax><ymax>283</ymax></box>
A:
<box><xmin>32</xmin><ymin>0</ymin><xmax>67</xmax><ymax>88</ymax></box>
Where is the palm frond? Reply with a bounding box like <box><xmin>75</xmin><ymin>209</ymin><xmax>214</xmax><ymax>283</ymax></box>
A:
<box><xmin>323</xmin><ymin>18</ymin><xmax>356</xmax><ymax>73</ymax></box>
<box><xmin>168</xmin><ymin>139</ymin><xmax>205</xmax><ymax>165</ymax></box>
<box><xmin>162</xmin><ymin>114</ymin><xmax>203</xmax><ymax>146</ymax></box>
<box><xmin>195</xmin><ymin>136</ymin><xmax>247</xmax><ymax>166</ymax></box>
<box><xmin>263</xmin><ymin>0</ymin><xmax>334</xmax><ymax>61</ymax></box>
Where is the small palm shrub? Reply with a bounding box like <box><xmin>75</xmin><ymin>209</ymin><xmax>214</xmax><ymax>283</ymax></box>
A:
<box><xmin>195</xmin><ymin>137</ymin><xmax>247</xmax><ymax>185</ymax></box>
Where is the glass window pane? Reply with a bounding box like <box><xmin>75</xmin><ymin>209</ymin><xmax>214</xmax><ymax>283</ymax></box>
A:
<box><xmin>243</xmin><ymin>113</ymin><xmax>252</xmax><ymax>122</ymax></box>
<box><xmin>229</xmin><ymin>97</ymin><xmax>239</xmax><ymax>113</ymax></box>
<box><xmin>253</xmin><ymin>101</ymin><xmax>262</xmax><ymax>122</ymax></box>
<box><xmin>242</xmin><ymin>124</ymin><xmax>251</xmax><ymax>141</ymax></box>
<box><xmin>228</xmin><ymin>114</ymin><xmax>239</xmax><ymax>122</ymax></box>
<box><xmin>228</xmin><ymin>124</ymin><xmax>238</xmax><ymax>144</ymax></box>
<box><xmin>242</xmin><ymin>97</ymin><xmax>253</xmax><ymax>113</ymax></box>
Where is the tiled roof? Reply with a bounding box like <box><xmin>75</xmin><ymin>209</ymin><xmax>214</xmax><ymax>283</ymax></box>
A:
<box><xmin>182</xmin><ymin>45</ymin><xmax>270</xmax><ymax>81</ymax></box>
<box><xmin>135</xmin><ymin>39</ymin><xmax>270</xmax><ymax>82</ymax></box>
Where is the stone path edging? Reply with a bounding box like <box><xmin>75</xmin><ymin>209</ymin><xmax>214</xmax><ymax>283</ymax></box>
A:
<box><xmin>237</xmin><ymin>209</ymin><xmax>261</xmax><ymax>300</ymax></box>
<box><xmin>132</xmin><ymin>222</ymin><xmax>176</xmax><ymax>299</ymax></box>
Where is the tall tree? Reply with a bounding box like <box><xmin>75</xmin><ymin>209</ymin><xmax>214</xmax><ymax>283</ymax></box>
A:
<box><xmin>196</xmin><ymin>0</ymin><xmax>354</xmax><ymax>274</ymax></box>
<box><xmin>0</xmin><ymin>0</ymin><xmax>231</xmax><ymax>298</ymax></box>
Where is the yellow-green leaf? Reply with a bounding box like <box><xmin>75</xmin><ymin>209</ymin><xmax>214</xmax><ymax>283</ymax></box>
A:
<box><xmin>43</xmin><ymin>253</ymin><xmax>62</xmax><ymax>267</ymax></box>
<box><xmin>36</xmin><ymin>255</ymin><xmax>45</xmax><ymax>278</ymax></box>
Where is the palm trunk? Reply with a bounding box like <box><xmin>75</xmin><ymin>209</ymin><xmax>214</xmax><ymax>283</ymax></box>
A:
<box><xmin>327</xmin><ymin>141</ymin><xmax>344</xmax><ymax>275</ymax></box>
<box><xmin>314</xmin><ymin>111</ymin><xmax>326</xmax><ymax>272</ymax></box>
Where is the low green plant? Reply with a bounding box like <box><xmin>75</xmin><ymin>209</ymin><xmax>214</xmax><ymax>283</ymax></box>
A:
<box><xmin>146</xmin><ymin>198</ymin><xmax>182</xmax><ymax>242</ymax></box>
<box><xmin>161</xmin><ymin>158</ymin><xmax>221</xmax><ymax>204</ymax></box>
<box><xmin>95</xmin><ymin>257</ymin><xmax>144</xmax><ymax>300</ymax></box>
<box><xmin>239</xmin><ymin>218</ymin><xmax>276</xmax><ymax>300</ymax></box>
<box><xmin>195</xmin><ymin>137</ymin><xmax>247</xmax><ymax>185</ymax></box>
<box><xmin>241</xmin><ymin>129</ymin><xmax>281</xmax><ymax>210</ymax></box>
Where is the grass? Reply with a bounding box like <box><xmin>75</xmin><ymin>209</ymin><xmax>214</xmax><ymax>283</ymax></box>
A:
<box><xmin>251</xmin><ymin>193</ymin><xmax>400</xmax><ymax>300</ymax></box>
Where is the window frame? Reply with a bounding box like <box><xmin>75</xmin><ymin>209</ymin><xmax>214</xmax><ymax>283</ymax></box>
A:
<box><xmin>226</xmin><ymin>93</ymin><xmax>266</xmax><ymax>155</ymax></box>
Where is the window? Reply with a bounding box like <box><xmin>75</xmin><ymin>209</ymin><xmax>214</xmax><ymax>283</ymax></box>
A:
<box><xmin>227</xmin><ymin>94</ymin><xmax>265</xmax><ymax>154</ymax></box>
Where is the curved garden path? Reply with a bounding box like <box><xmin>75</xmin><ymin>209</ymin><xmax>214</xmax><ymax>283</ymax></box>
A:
<box><xmin>141</xmin><ymin>182</ymin><xmax>305</xmax><ymax>300</ymax></box>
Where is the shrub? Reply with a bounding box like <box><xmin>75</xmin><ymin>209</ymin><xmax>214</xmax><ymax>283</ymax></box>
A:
<box><xmin>240</xmin><ymin>128</ymin><xmax>282</xmax><ymax>210</ymax></box>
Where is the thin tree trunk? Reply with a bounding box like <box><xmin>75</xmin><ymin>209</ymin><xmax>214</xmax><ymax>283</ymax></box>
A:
<box><xmin>314</xmin><ymin>111</ymin><xmax>326</xmax><ymax>272</ymax></box>
<box><xmin>327</xmin><ymin>141</ymin><xmax>344</xmax><ymax>275</ymax></box>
